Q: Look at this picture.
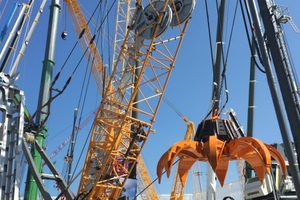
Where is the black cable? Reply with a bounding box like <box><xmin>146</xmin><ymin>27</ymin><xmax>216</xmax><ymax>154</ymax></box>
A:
<box><xmin>52</xmin><ymin>1</ymin><xmax>118</xmax><ymax>197</ymax></box>
<box><xmin>208</xmin><ymin>0</ymin><xmax>229</xmax><ymax>117</ymax></box>
<box><xmin>223</xmin><ymin>0</ymin><xmax>239</xmax><ymax>65</ymax></box>
<box><xmin>218</xmin><ymin>1</ymin><xmax>240</xmax><ymax>115</ymax></box>
<box><xmin>70</xmin><ymin>0</ymin><xmax>112</xmax><ymax>184</ymax></box>
<box><xmin>32</xmin><ymin>43</ymin><xmax>89</xmax><ymax>126</ymax></box>
<box><xmin>33</xmin><ymin>0</ymin><xmax>107</xmax><ymax>123</ymax></box>
<box><xmin>205</xmin><ymin>0</ymin><xmax>215</xmax><ymax>73</ymax></box>
<box><xmin>240</xmin><ymin>0</ymin><xmax>266</xmax><ymax>73</ymax></box>
<box><xmin>204</xmin><ymin>0</ymin><xmax>216</xmax><ymax>119</ymax></box>
<box><xmin>220</xmin><ymin>0</ymin><xmax>241</xmax><ymax>115</ymax></box>
<box><xmin>70</xmin><ymin>118</ymin><xmax>94</xmax><ymax>196</ymax></box>
<box><xmin>63</xmin><ymin>51</ymin><xmax>92</xmax><ymax>181</ymax></box>
<box><xmin>70</xmin><ymin>65</ymin><xmax>92</xmax><ymax>182</ymax></box>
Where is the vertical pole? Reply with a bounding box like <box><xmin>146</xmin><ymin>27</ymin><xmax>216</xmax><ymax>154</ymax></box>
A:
<box><xmin>0</xmin><ymin>2</ymin><xmax>19</xmax><ymax>43</ymax></box>
<box><xmin>248</xmin><ymin>0</ymin><xmax>300</xmax><ymax>197</ymax></box>
<box><xmin>67</xmin><ymin>108</ymin><xmax>78</xmax><ymax>184</ymax></box>
<box><xmin>24</xmin><ymin>0</ymin><xmax>61</xmax><ymax>199</ymax></box>
<box><xmin>256</xmin><ymin>0</ymin><xmax>300</xmax><ymax>196</ymax></box>
<box><xmin>9</xmin><ymin>0</ymin><xmax>48</xmax><ymax>77</ymax></box>
<box><xmin>0</xmin><ymin>4</ymin><xmax>27</xmax><ymax>69</ymax></box>
<box><xmin>211</xmin><ymin>0</ymin><xmax>226</xmax><ymax>112</ymax></box>
<box><xmin>245</xmin><ymin>37</ymin><xmax>257</xmax><ymax>180</ymax></box>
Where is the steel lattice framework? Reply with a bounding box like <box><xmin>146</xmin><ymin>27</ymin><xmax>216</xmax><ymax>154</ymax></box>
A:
<box><xmin>74</xmin><ymin>0</ymin><xmax>194</xmax><ymax>198</ymax></box>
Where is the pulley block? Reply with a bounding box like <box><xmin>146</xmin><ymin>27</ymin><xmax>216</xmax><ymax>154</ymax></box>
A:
<box><xmin>169</xmin><ymin>0</ymin><xmax>196</xmax><ymax>26</ymax></box>
<box><xmin>132</xmin><ymin>1</ymin><xmax>172</xmax><ymax>39</ymax></box>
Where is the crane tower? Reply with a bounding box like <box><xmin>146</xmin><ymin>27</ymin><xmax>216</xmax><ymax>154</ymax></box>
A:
<box><xmin>75</xmin><ymin>0</ymin><xmax>196</xmax><ymax>199</ymax></box>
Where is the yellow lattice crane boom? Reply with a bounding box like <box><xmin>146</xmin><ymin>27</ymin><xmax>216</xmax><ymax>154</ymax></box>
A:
<box><xmin>136</xmin><ymin>155</ymin><xmax>159</xmax><ymax>200</ymax></box>
<box><xmin>64</xmin><ymin>1</ymin><xmax>160</xmax><ymax>199</ymax></box>
<box><xmin>170</xmin><ymin>118</ymin><xmax>195</xmax><ymax>200</ymax></box>
<box><xmin>65</xmin><ymin>0</ymin><xmax>196</xmax><ymax>199</ymax></box>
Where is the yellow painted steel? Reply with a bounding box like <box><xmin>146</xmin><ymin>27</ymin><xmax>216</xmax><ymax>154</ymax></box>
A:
<box><xmin>64</xmin><ymin>1</ymin><xmax>193</xmax><ymax>199</ymax></box>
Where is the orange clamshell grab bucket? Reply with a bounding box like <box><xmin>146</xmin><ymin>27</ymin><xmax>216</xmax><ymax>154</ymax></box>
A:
<box><xmin>156</xmin><ymin>116</ymin><xmax>287</xmax><ymax>187</ymax></box>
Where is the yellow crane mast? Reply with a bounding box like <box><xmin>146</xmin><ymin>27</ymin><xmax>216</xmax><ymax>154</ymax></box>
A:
<box><xmin>113</xmin><ymin>3</ymin><xmax>159</xmax><ymax>199</ymax></box>
<box><xmin>170</xmin><ymin>118</ymin><xmax>195</xmax><ymax>200</ymax></box>
<box><xmin>111</xmin><ymin>0</ymin><xmax>136</xmax><ymax>70</ymax></box>
<box><xmin>136</xmin><ymin>155</ymin><xmax>159</xmax><ymax>200</ymax></box>
<box><xmin>63</xmin><ymin>1</ymin><xmax>162</xmax><ymax>199</ymax></box>
<box><xmin>69</xmin><ymin>0</ymin><xmax>196</xmax><ymax>199</ymax></box>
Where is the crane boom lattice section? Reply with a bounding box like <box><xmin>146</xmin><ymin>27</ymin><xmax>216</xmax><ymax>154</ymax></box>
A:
<box><xmin>136</xmin><ymin>156</ymin><xmax>159</xmax><ymax>200</ymax></box>
<box><xmin>76</xmin><ymin>0</ymin><xmax>195</xmax><ymax>198</ymax></box>
<box><xmin>112</xmin><ymin>0</ymin><xmax>135</xmax><ymax>70</ymax></box>
<box><xmin>171</xmin><ymin>121</ymin><xmax>195</xmax><ymax>200</ymax></box>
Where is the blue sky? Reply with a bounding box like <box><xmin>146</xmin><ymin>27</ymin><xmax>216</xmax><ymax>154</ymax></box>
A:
<box><xmin>1</xmin><ymin>0</ymin><xmax>300</xmax><ymax>198</ymax></box>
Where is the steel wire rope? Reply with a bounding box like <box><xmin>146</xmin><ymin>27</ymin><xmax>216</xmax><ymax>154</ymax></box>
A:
<box><xmin>68</xmin><ymin>0</ymin><xmax>114</xmax><ymax>184</ymax></box>
<box><xmin>22</xmin><ymin>1</ymin><xmax>109</xmax><ymax>192</ymax></box>
<box><xmin>30</xmin><ymin>40</ymin><xmax>91</xmax><ymax>128</ymax></box>
<box><xmin>204</xmin><ymin>0</ymin><xmax>239</xmax><ymax>118</ymax></box>
<box><xmin>133</xmin><ymin>157</ymin><xmax>183</xmax><ymax>200</ymax></box>
<box><xmin>26</xmin><ymin>1</ymin><xmax>116</xmax><ymax>195</ymax></box>
<box><xmin>51</xmin><ymin>1</ymin><xmax>109</xmax><ymax>190</ymax></box>
<box><xmin>50</xmin><ymin>0</ymin><xmax>104</xmax><ymax>87</ymax></box>
<box><xmin>62</xmin><ymin>56</ymin><xmax>93</xmax><ymax>182</ymax></box>
<box><xmin>57</xmin><ymin>113</ymin><xmax>95</xmax><ymax>199</ymax></box>
<box><xmin>205</xmin><ymin>0</ymin><xmax>216</xmax><ymax>81</ymax></box>
<box><xmin>203</xmin><ymin>0</ymin><xmax>216</xmax><ymax>120</ymax></box>
<box><xmin>140</xmin><ymin>71</ymin><xmax>188</xmax><ymax>122</ymax></box>
<box><xmin>30</xmin><ymin>0</ymin><xmax>110</xmax><ymax>127</ymax></box>
<box><xmin>218</xmin><ymin>0</ymin><xmax>240</xmax><ymax>115</ymax></box>
<box><xmin>68</xmin><ymin>1</ymin><xmax>111</xmax><ymax>182</ymax></box>
<box><xmin>132</xmin><ymin>74</ymin><xmax>199</xmax><ymax>198</ymax></box>
<box><xmin>46</xmin><ymin>1</ymin><xmax>120</xmax><ymax>145</ymax></box>
<box><xmin>222</xmin><ymin>0</ymin><xmax>239</xmax><ymax>71</ymax></box>
<box><xmin>51</xmin><ymin>0</ymin><xmax>114</xmax><ymax>100</ymax></box>
<box><xmin>69</xmin><ymin>0</ymin><xmax>106</xmax><ymax>159</ymax></box>
<box><xmin>211</xmin><ymin>0</ymin><xmax>224</xmax><ymax>115</ymax></box>
<box><xmin>212</xmin><ymin>0</ymin><xmax>237</xmax><ymax>117</ymax></box>
<box><xmin>64</xmin><ymin>1</ymin><xmax>117</xmax><ymax>196</ymax></box>
<box><xmin>101</xmin><ymin>0</ymin><xmax>112</xmax><ymax>77</ymax></box>
<box><xmin>50</xmin><ymin>0</ymin><xmax>103</xmax><ymax>90</ymax></box>
<box><xmin>203</xmin><ymin>0</ymin><xmax>229</xmax><ymax>119</ymax></box>
<box><xmin>68</xmin><ymin>74</ymin><xmax>93</xmax><ymax>181</ymax></box>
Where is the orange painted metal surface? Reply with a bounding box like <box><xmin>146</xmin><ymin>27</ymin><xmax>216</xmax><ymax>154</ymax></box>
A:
<box><xmin>157</xmin><ymin>114</ymin><xmax>287</xmax><ymax>187</ymax></box>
